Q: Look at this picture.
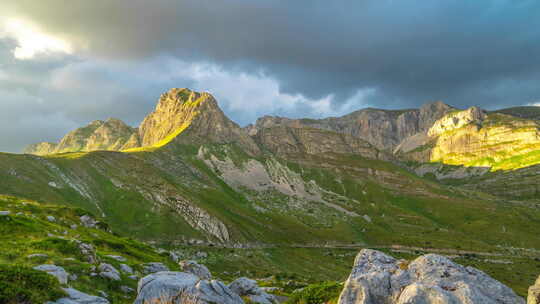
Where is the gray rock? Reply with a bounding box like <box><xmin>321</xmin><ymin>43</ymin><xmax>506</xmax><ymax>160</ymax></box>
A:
<box><xmin>229</xmin><ymin>277</ymin><xmax>277</xmax><ymax>304</ymax></box>
<box><xmin>129</xmin><ymin>275</ymin><xmax>139</xmax><ymax>280</ymax></box>
<box><xmin>69</xmin><ymin>273</ymin><xmax>78</xmax><ymax>281</ymax></box>
<box><xmin>338</xmin><ymin>249</ymin><xmax>525</xmax><ymax>304</ymax></box>
<box><xmin>70</xmin><ymin>224</ymin><xmax>78</xmax><ymax>229</ymax></box>
<box><xmin>170</xmin><ymin>251</ymin><xmax>182</xmax><ymax>263</ymax></box>
<box><xmin>120</xmin><ymin>285</ymin><xmax>135</xmax><ymax>294</ymax></box>
<box><xmin>34</xmin><ymin>264</ymin><xmax>69</xmax><ymax>284</ymax></box>
<box><xmin>119</xmin><ymin>263</ymin><xmax>134</xmax><ymax>274</ymax></box>
<box><xmin>106</xmin><ymin>255</ymin><xmax>127</xmax><ymax>262</ymax></box>
<box><xmin>27</xmin><ymin>253</ymin><xmax>49</xmax><ymax>259</ymax></box>
<box><xmin>179</xmin><ymin>260</ymin><xmax>212</xmax><ymax>280</ymax></box>
<box><xmin>80</xmin><ymin>215</ymin><xmax>98</xmax><ymax>228</ymax></box>
<box><xmin>47</xmin><ymin>215</ymin><xmax>56</xmax><ymax>222</ymax></box>
<box><xmin>0</xmin><ymin>211</ymin><xmax>10</xmax><ymax>216</ymax></box>
<box><xmin>50</xmin><ymin>288</ymin><xmax>109</xmax><ymax>304</ymax></box>
<box><xmin>143</xmin><ymin>262</ymin><xmax>169</xmax><ymax>274</ymax></box>
<box><xmin>134</xmin><ymin>272</ymin><xmax>243</xmax><ymax>304</ymax></box>
<box><xmin>76</xmin><ymin>241</ymin><xmax>98</xmax><ymax>264</ymax></box>
<box><xmin>98</xmin><ymin>263</ymin><xmax>121</xmax><ymax>281</ymax></box>
<box><xmin>529</xmin><ymin>275</ymin><xmax>540</xmax><ymax>304</ymax></box>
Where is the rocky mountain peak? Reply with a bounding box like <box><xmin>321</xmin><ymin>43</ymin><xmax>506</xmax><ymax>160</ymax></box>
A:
<box><xmin>137</xmin><ymin>88</ymin><xmax>260</xmax><ymax>154</ymax></box>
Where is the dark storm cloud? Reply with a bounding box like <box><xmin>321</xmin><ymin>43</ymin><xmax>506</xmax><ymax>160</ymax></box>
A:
<box><xmin>5</xmin><ymin>0</ymin><xmax>540</xmax><ymax>108</ymax></box>
<box><xmin>1</xmin><ymin>1</ymin><xmax>540</xmax><ymax>152</ymax></box>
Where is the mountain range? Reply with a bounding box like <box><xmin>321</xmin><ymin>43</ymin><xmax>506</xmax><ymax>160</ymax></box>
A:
<box><xmin>2</xmin><ymin>88</ymin><xmax>540</xmax><ymax>297</ymax></box>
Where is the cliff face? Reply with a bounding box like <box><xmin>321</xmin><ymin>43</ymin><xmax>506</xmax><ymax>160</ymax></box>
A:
<box><xmin>247</xmin><ymin>101</ymin><xmax>453</xmax><ymax>151</ymax></box>
<box><xmin>25</xmin><ymin>88</ymin><xmax>260</xmax><ymax>155</ymax></box>
<box><xmin>25</xmin><ymin>119</ymin><xmax>137</xmax><ymax>155</ymax></box>
<box><xmin>137</xmin><ymin>88</ymin><xmax>260</xmax><ymax>154</ymax></box>
<box><xmin>397</xmin><ymin>107</ymin><xmax>540</xmax><ymax>170</ymax></box>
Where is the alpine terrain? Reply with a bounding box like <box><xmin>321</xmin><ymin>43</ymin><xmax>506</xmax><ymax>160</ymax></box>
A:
<box><xmin>3</xmin><ymin>88</ymin><xmax>540</xmax><ymax>303</ymax></box>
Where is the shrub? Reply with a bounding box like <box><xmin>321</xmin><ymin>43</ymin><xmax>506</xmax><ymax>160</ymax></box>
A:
<box><xmin>286</xmin><ymin>281</ymin><xmax>342</xmax><ymax>304</ymax></box>
<box><xmin>0</xmin><ymin>264</ymin><xmax>66</xmax><ymax>304</ymax></box>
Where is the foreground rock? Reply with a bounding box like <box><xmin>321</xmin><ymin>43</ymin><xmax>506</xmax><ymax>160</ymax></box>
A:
<box><xmin>338</xmin><ymin>249</ymin><xmax>524</xmax><ymax>304</ymax></box>
<box><xmin>33</xmin><ymin>264</ymin><xmax>69</xmax><ymax>285</ymax></box>
<box><xmin>143</xmin><ymin>262</ymin><xmax>169</xmax><ymax>274</ymax></box>
<box><xmin>529</xmin><ymin>276</ymin><xmax>540</xmax><ymax>304</ymax></box>
<box><xmin>229</xmin><ymin>277</ymin><xmax>277</xmax><ymax>304</ymax></box>
<box><xmin>134</xmin><ymin>272</ymin><xmax>243</xmax><ymax>304</ymax></box>
<box><xmin>48</xmin><ymin>288</ymin><xmax>109</xmax><ymax>304</ymax></box>
<box><xmin>179</xmin><ymin>260</ymin><xmax>212</xmax><ymax>280</ymax></box>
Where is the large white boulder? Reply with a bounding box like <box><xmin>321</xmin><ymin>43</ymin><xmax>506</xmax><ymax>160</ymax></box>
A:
<box><xmin>134</xmin><ymin>271</ymin><xmax>243</xmax><ymax>304</ymax></box>
<box><xmin>338</xmin><ymin>249</ymin><xmax>524</xmax><ymax>304</ymax></box>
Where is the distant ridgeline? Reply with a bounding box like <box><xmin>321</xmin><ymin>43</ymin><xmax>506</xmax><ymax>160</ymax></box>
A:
<box><xmin>0</xmin><ymin>87</ymin><xmax>537</xmax><ymax>249</ymax></box>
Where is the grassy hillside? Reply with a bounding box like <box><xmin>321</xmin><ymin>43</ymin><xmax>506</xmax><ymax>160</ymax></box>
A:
<box><xmin>0</xmin><ymin>195</ymin><xmax>177</xmax><ymax>303</ymax></box>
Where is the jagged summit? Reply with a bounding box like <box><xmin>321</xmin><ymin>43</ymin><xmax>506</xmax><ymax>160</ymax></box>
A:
<box><xmin>25</xmin><ymin>88</ymin><xmax>260</xmax><ymax>155</ymax></box>
<box><xmin>25</xmin><ymin>118</ymin><xmax>137</xmax><ymax>155</ymax></box>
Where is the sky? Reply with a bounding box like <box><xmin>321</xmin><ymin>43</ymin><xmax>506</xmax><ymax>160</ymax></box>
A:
<box><xmin>1</xmin><ymin>0</ymin><xmax>540</xmax><ymax>153</ymax></box>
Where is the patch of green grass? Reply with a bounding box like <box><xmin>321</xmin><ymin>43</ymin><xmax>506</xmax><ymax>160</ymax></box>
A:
<box><xmin>0</xmin><ymin>264</ymin><xmax>66</xmax><ymax>304</ymax></box>
<box><xmin>285</xmin><ymin>281</ymin><xmax>342</xmax><ymax>304</ymax></box>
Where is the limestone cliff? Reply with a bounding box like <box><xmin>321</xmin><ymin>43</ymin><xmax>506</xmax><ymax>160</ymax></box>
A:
<box><xmin>25</xmin><ymin>118</ymin><xmax>137</xmax><ymax>155</ymax></box>
<box><xmin>247</xmin><ymin>101</ymin><xmax>453</xmax><ymax>151</ymax></box>
<box><xmin>397</xmin><ymin>107</ymin><xmax>540</xmax><ymax>170</ymax></box>
<box><xmin>136</xmin><ymin>88</ymin><xmax>260</xmax><ymax>154</ymax></box>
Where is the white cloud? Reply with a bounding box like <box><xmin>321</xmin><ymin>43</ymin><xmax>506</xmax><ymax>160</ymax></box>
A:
<box><xmin>0</xmin><ymin>18</ymin><xmax>72</xmax><ymax>60</ymax></box>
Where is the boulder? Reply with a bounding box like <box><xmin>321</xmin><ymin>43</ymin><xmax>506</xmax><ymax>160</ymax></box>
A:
<box><xmin>50</xmin><ymin>288</ymin><xmax>109</xmax><ymax>304</ymax></box>
<box><xmin>33</xmin><ymin>264</ymin><xmax>69</xmax><ymax>284</ymax></box>
<box><xmin>106</xmin><ymin>255</ymin><xmax>127</xmax><ymax>262</ymax></box>
<box><xmin>134</xmin><ymin>271</ymin><xmax>243</xmax><ymax>304</ymax></box>
<box><xmin>179</xmin><ymin>260</ymin><xmax>212</xmax><ymax>280</ymax></box>
<box><xmin>338</xmin><ymin>249</ymin><xmax>524</xmax><ymax>304</ymax></box>
<box><xmin>98</xmin><ymin>263</ymin><xmax>121</xmax><ymax>281</ymax></box>
<box><xmin>143</xmin><ymin>262</ymin><xmax>169</xmax><ymax>274</ymax></box>
<box><xmin>228</xmin><ymin>277</ymin><xmax>277</xmax><ymax>304</ymax></box>
<box><xmin>119</xmin><ymin>263</ymin><xmax>134</xmax><ymax>274</ymax></box>
<box><xmin>47</xmin><ymin>215</ymin><xmax>56</xmax><ymax>222</ymax></box>
<box><xmin>80</xmin><ymin>215</ymin><xmax>98</xmax><ymax>228</ymax></box>
<box><xmin>75</xmin><ymin>240</ymin><xmax>98</xmax><ymax>264</ymax></box>
<box><xmin>0</xmin><ymin>211</ymin><xmax>10</xmax><ymax>216</ymax></box>
<box><xmin>27</xmin><ymin>253</ymin><xmax>49</xmax><ymax>259</ymax></box>
<box><xmin>529</xmin><ymin>276</ymin><xmax>540</xmax><ymax>304</ymax></box>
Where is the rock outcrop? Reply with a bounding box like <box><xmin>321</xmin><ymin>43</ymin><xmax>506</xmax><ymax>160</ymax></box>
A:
<box><xmin>49</xmin><ymin>288</ymin><xmax>109</xmax><ymax>304</ymax></box>
<box><xmin>228</xmin><ymin>277</ymin><xmax>277</xmax><ymax>304</ymax></box>
<box><xmin>33</xmin><ymin>264</ymin><xmax>69</xmax><ymax>285</ymax></box>
<box><xmin>134</xmin><ymin>271</ymin><xmax>243</xmax><ymax>304</ymax></box>
<box><xmin>179</xmin><ymin>260</ymin><xmax>212</xmax><ymax>280</ymax></box>
<box><xmin>25</xmin><ymin>118</ymin><xmax>137</xmax><ymax>155</ymax></box>
<box><xmin>338</xmin><ymin>249</ymin><xmax>524</xmax><ymax>304</ymax></box>
<box><xmin>529</xmin><ymin>276</ymin><xmax>540</xmax><ymax>304</ymax></box>
<box><xmin>137</xmin><ymin>88</ymin><xmax>260</xmax><ymax>154</ymax></box>
<box><xmin>248</xmin><ymin>101</ymin><xmax>453</xmax><ymax>151</ymax></box>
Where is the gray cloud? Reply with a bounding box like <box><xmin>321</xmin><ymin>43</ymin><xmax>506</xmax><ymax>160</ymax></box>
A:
<box><xmin>1</xmin><ymin>0</ymin><xmax>540</xmax><ymax>152</ymax></box>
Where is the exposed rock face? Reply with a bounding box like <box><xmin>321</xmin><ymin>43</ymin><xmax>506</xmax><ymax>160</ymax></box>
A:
<box><xmin>529</xmin><ymin>276</ymin><xmax>540</xmax><ymax>304</ymax></box>
<box><xmin>228</xmin><ymin>277</ymin><xmax>277</xmax><ymax>304</ymax></box>
<box><xmin>50</xmin><ymin>288</ymin><xmax>110</xmax><ymax>304</ymax></box>
<box><xmin>143</xmin><ymin>262</ymin><xmax>170</xmax><ymax>274</ymax></box>
<box><xmin>137</xmin><ymin>88</ymin><xmax>260</xmax><ymax>154</ymax></box>
<box><xmin>338</xmin><ymin>249</ymin><xmax>524</xmax><ymax>304</ymax></box>
<box><xmin>24</xmin><ymin>142</ymin><xmax>57</xmax><ymax>155</ymax></box>
<box><xmin>134</xmin><ymin>272</ymin><xmax>243</xmax><ymax>304</ymax></box>
<box><xmin>33</xmin><ymin>264</ymin><xmax>69</xmax><ymax>285</ymax></box>
<box><xmin>248</xmin><ymin>101</ymin><xmax>453</xmax><ymax>151</ymax></box>
<box><xmin>253</xmin><ymin>126</ymin><xmax>386</xmax><ymax>160</ymax></box>
<box><xmin>398</xmin><ymin>106</ymin><xmax>540</xmax><ymax>169</ymax></box>
<box><xmin>25</xmin><ymin>118</ymin><xmax>137</xmax><ymax>155</ymax></box>
<box><xmin>179</xmin><ymin>260</ymin><xmax>212</xmax><ymax>280</ymax></box>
